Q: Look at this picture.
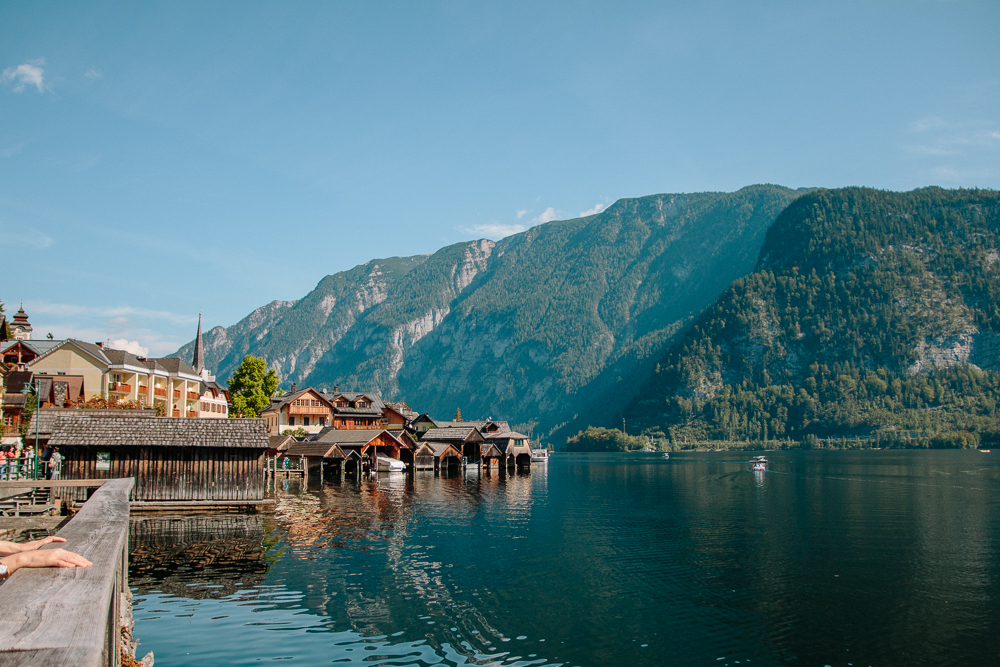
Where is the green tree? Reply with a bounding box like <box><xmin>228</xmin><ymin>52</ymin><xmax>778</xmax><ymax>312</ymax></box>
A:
<box><xmin>454</xmin><ymin>407</ymin><xmax>462</xmax><ymax>421</ymax></box>
<box><xmin>228</xmin><ymin>355</ymin><xmax>279</xmax><ymax>418</ymax></box>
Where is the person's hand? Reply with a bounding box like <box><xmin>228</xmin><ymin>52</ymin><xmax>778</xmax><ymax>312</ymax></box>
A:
<box><xmin>17</xmin><ymin>536</ymin><xmax>67</xmax><ymax>552</ymax></box>
<box><xmin>2</xmin><ymin>548</ymin><xmax>92</xmax><ymax>575</ymax></box>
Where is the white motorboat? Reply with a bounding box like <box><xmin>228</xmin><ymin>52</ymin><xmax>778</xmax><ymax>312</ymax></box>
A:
<box><xmin>750</xmin><ymin>455</ymin><xmax>767</xmax><ymax>471</ymax></box>
<box><xmin>662</xmin><ymin>452</ymin><xmax>670</xmax><ymax>459</ymax></box>
<box><xmin>531</xmin><ymin>448</ymin><xmax>549</xmax><ymax>463</ymax></box>
<box><xmin>377</xmin><ymin>455</ymin><xmax>407</xmax><ymax>472</ymax></box>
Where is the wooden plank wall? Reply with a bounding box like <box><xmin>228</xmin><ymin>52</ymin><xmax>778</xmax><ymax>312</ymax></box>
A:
<box><xmin>53</xmin><ymin>447</ymin><xmax>265</xmax><ymax>502</ymax></box>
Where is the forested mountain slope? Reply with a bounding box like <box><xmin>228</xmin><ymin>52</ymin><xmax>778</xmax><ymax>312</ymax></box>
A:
<box><xmin>175</xmin><ymin>185</ymin><xmax>804</xmax><ymax>436</ymax></box>
<box><xmin>624</xmin><ymin>187</ymin><xmax>1000</xmax><ymax>445</ymax></box>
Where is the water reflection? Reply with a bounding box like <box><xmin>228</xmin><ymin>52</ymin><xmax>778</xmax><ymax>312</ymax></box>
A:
<box><xmin>130</xmin><ymin>452</ymin><xmax>1000</xmax><ymax>667</ymax></box>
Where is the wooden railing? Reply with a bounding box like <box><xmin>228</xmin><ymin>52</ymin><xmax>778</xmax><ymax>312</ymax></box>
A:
<box><xmin>186</xmin><ymin>391</ymin><xmax>199</xmax><ymax>401</ymax></box>
<box><xmin>0</xmin><ymin>478</ymin><xmax>135</xmax><ymax>666</ymax></box>
<box><xmin>153</xmin><ymin>387</ymin><xmax>166</xmax><ymax>398</ymax></box>
<box><xmin>107</xmin><ymin>382</ymin><xmax>131</xmax><ymax>394</ymax></box>
<box><xmin>137</xmin><ymin>385</ymin><xmax>148</xmax><ymax>396</ymax></box>
<box><xmin>172</xmin><ymin>390</ymin><xmax>181</xmax><ymax>399</ymax></box>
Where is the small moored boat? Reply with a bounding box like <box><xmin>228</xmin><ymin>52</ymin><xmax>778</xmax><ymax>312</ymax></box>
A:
<box><xmin>377</xmin><ymin>455</ymin><xmax>407</xmax><ymax>472</ymax></box>
<box><xmin>531</xmin><ymin>448</ymin><xmax>549</xmax><ymax>463</ymax></box>
<box><xmin>750</xmin><ymin>455</ymin><xmax>767</xmax><ymax>471</ymax></box>
<box><xmin>662</xmin><ymin>452</ymin><xmax>670</xmax><ymax>459</ymax></box>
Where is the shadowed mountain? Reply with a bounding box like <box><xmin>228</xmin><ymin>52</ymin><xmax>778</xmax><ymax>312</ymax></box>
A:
<box><xmin>175</xmin><ymin>185</ymin><xmax>806</xmax><ymax>438</ymax></box>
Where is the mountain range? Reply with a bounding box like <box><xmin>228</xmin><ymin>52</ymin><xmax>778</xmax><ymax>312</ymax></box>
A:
<box><xmin>174</xmin><ymin>184</ymin><xmax>806</xmax><ymax>439</ymax></box>
<box><xmin>623</xmin><ymin>187</ymin><xmax>1000</xmax><ymax>447</ymax></box>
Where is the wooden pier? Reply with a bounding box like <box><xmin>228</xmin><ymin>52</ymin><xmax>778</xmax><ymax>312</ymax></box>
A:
<box><xmin>0</xmin><ymin>478</ymin><xmax>136</xmax><ymax>667</ymax></box>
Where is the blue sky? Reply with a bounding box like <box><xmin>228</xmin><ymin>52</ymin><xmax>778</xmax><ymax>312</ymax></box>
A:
<box><xmin>2</xmin><ymin>0</ymin><xmax>998</xmax><ymax>357</ymax></box>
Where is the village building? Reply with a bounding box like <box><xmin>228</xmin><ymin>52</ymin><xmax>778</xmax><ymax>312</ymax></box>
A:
<box><xmin>420</xmin><ymin>426</ymin><xmax>485</xmax><ymax>463</ymax></box>
<box><xmin>308</xmin><ymin>427</ymin><xmax>410</xmax><ymax>469</ymax></box>
<box><xmin>26</xmin><ymin>409</ymin><xmax>268</xmax><ymax>503</ymax></box>
<box><xmin>8</xmin><ymin>305</ymin><xmax>33</xmax><ymax>340</ymax></box>
<box><xmin>381</xmin><ymin>401</ymin><xmax>414</xmax><ymax>431</ymax></box>
<box><xmin>411</xmin><ymin>413</ymin><xmax>437</xmax><ymax>435</ymax></box>
<box><xmin>413</xmin><ymin>441</ymin><xmax>463</xmax><ymax>472</ymax></box>
<box><xmin>323</xmin><ymin>391</ymin><xmax>385</xmax><ymax>429</ymax></box>
<box><xmin>261</xmin><ymin>387</ymin><xmax>334</xmax><ymax>435</ymax></box>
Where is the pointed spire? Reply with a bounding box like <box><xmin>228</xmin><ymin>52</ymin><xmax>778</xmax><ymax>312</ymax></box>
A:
<box><xmin>192</xmin><ymin>311</ymin><xmax>205</xmax><ymax>373</ymax></box>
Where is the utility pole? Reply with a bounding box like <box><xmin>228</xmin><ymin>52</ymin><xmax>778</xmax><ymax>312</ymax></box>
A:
<box><xmin>622</xmin><ymin>418</ymin><xmax>625</xmax><ymax>434</ymax></box>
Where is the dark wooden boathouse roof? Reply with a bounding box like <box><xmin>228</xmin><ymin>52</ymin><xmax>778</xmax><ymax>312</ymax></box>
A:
<box><xmin>421</xmin><ymin>427</ymin><xmax>484</xmax><ymax>442</ymax></box>
<box><xmin>283</xmin><ymin>441</ymin><xmax>346</xmax><ymax>459</ymax></box>
<box><xmin>28</xmin><ymin>410</ymin><xmax>267</xmax><ymax>448</ymax></box>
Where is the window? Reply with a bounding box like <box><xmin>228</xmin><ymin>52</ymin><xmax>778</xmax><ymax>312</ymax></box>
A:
<box><xmin>304</xmin><ymin>417</ymin><xmax>310</xmax><ymax>426</ymax></box>
<box><xmin>289</xmin><ymin>416</ymin><xmax>295</xmax><ymax>426</ymax></box>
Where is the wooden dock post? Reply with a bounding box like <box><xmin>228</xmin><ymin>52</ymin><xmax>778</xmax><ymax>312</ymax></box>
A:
<box><xmin>0</xmin><ymin>477</ymin><xmax>135</xmax><ymax>667</ymax></box>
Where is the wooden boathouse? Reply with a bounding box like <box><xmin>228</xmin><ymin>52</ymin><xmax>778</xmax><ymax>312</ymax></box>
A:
<box><xmin>28</xmin><ymin>409</ymin><xmax>268</xmax><ymax>503</ymax></box>
<box><xmin>420</xmin><ymin>426</ymin><xmax>484</xmax><ymax>463</ymax></box>
<box><xmin>413</xmin><ymin>441</ymin><xmax>463</xmax><ymax>472</ymax></box>
<box><xmin>306</xmin><ymin>427</ymin><xmax>409</xmax><ymax>471</ymax></box>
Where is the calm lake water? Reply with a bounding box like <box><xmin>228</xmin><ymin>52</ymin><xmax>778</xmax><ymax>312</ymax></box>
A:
<box><xmin>130</xmin><ymin>451</ymin><xmax>1000</xmax><ymax>666</ymax></box>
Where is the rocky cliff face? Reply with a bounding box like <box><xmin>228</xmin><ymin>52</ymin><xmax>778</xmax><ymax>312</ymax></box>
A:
<box><xmin>175</xmin><ymin>184</ymin><xmax>805</xmax><ymax>437</ymax></box>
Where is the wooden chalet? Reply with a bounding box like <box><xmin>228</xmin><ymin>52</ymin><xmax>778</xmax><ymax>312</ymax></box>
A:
<box><xmin>413</xmin><ymin>441</ymin><xmax>463</xmax><ymax>472</ymax></box>
<box><xmin>421</xmin><ymin>426</ymin><xmax>484</xmax><ymax>463</ymax></box>
<box><xmin>27</xmin><ymin>409</ymin><xmax>268</xmax><ymax>502</ymax></box>
<box><xmin>309</xmin><ymin>427</ymin><xmax>409</xmax><ymax>471</ymax></box>
<box><xmin>261</xmin><ymin>387</ymin><xmax>334</xmax><ymax>436</ymax></box>
<box><xmin>381</xmin><ymin>401</ymin><xmax>413</xmax><ymax>431</ymax></box>
<box><xmin>324</xmin><ymin>391</ymin><xmax>385</xmax><ymax>430</ymax></box>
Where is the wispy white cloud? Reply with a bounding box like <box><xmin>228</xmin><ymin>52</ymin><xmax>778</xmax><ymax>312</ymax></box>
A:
<box><xmin>463</xmin><ymin>223</ymin><xmax>527</xmax><ymax>239</ymax></box>
<box><xmin>0</xmin><ymin>228</ymin><xmax>53</xmax><ymax>249</ymax></box>
<box><xmin>905</xmin><ymin>115</ymin><xmax>1000</xmax><ymax>156</ymax></box>
<box><xmin>2</xmin><ymin>58</ymin><xmax>47</xmax><ymax>93</ymax></box>
<box><xmin>84</xmin><ymin>68</ymin><xmax>102</xmax><ymax>80</ymax></box>
<box><xmin>580</xmin><ymin>202</ymin><xmax>608</xmax><ymax>216</ymax></box>
<box><xmin>516</xmin><ymin>209</ymin><xmax>528</xmax><ymax>219</ymax></box>
<box><xmin>533</xmin><ymin>207</ymin><xmax>559</xmax><ymax>224</ymax></box>
<box><xmin>110</xmin><ymin>339</ymin><xmax>149</xmax><ymax>356</ymax></box>
<box><xmin>25</xmin><ymin>301</ymin><xmax>197</xmax><ymax>326</ymax></box>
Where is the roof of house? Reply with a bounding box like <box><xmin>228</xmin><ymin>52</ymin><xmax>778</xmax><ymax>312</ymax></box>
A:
<box><xmin>480</xmin><ymin>442</ymin><xmax>504</xmax><ymax>457</ymax></box>
<box><xmin>263</xmin><ymin>387</ymin><xmax>334</xmax><ymax>413</ymax></box>
<box><xmin>324</xmin><ymin>392</ymin><xmax>386</xmax><ymax>411</ymax></box>
<box><xmin>27</xmin><ymin>411</ymin><xmax>267</xmax><ymax>448</ymax></box>
<box><xmin>418</xmin><ymin>441</ymin><xmax>463</xmax><ymax>457</ymax></box>
<box><xmin>421</xmin><ymin>427</ymin><xmax>483</xmax><ymax>442</ymax></box>
<box><xmin>1</xmin><ymin>340</ymin><xmax>63</xmax><ymax>357</ymax></box>
<box><xmin>284</xmin><ymin>442</ymin><xmax>346</xmax><ymax>459</ymax></box>
<box><xmin>149</xmin><ymin>356</ymin><xmax>200</xmax><ymax>377</ymax></box>
<box><xmin>384</xmin><ymin>401</ymin><xmax>417</xmax><ymax>418</ymax></box>
<box><xmin>4</xmin><ymin>370</ymin><xmax>33</xmax><ymax>394</ymax></box>
<box><xmin>311</xmin><ymin>427</ymin><xmax>405</xmax><ymax>448</ymax></box>
<box><xmin>484</xmin><ymin>430</ymin><xmax>529</xmax><ymax>441</ymax></box>
<box><xmin>412</xmin><ymin>413</ymin><xmax>436</xmax><ymax>424</ymax></box>
<box><xmin>269</xmin><ymin>434</ymin><xmax>295</xmax><ymax>451</ymax></box>
<box><xmin>432</xmin><ymin>420</ymin><xmax>486</xmax><ymax>430</ymax></box>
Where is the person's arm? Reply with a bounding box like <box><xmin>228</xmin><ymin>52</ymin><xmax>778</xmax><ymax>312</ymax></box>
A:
<box><xmin>1</xmin><ymin>548</ymin><xmax>92</xmax><ymax>576</ymax></box>
<box><xmin>0</xmin><ymin>536</ymin><xmax>68</xmax><ymax>557</ymax></box>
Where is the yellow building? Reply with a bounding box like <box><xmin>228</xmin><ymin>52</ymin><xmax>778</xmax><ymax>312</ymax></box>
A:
<box><xmin>29</xmin><ymin>340</ymin><xmax>206</xmax><ymax>417</ymax></box>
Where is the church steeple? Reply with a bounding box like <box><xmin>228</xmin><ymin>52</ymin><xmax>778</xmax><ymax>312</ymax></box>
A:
<box><xmin>192</xmin><ymin>312</ymin><xmax>205</xmax><ymax>373</ymax></box>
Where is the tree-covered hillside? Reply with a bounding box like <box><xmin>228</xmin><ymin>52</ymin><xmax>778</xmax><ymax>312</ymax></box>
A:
<box><xmin>175</xmin><ymin>185</ymin><xmax>806</xmax><ymax>437</ymax></box>
<box><xmin>623</xmin><ymin>187</ymin><xmax>1000</xmax><ymax>447</ymax></box>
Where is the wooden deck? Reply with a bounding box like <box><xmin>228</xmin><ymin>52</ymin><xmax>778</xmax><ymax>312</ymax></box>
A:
<box><xmin>0</xmin><ymin>478</ymin><xmax>135</xmax><ymax>667</ymax></box>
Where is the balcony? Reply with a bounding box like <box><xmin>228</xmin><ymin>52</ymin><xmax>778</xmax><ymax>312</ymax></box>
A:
<box><xmin>172</xmin><ymin>389</ymin><xmax>181</xmax><ymax>399</ymax></box>
<box><xmin>172</xmin><ymin>408</ymin><xmax>181</xmax><ymax>417</ymax></box>
<box><xmin>108</xmin><ymin>382</ymin><xmax>132</xmax><ymax>394</ymax></box>
<box><xmin>138</xmin><ymin>385</ymin><xmax>148</xmax><ymax>395</ymax></box>
<box><xmin>187</xmin><ymin>410</ymin><xmax>197</xmax><ymax>418</ymax></box>
<box><xmin>154</xmin><ymin>388</ymin><xmax>167</xmax><ymax>398</ymax></box>
<box><xmin>187</xmin><ymin>391</ymin><xmax>199</xmax><ymax>401</ymax></box>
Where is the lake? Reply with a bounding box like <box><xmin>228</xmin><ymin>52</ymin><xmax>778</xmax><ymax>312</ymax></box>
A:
<box><xmin>130</xmin><ymin>450</ymin><xmax>1000</xmax><ymax>666</ymax></box>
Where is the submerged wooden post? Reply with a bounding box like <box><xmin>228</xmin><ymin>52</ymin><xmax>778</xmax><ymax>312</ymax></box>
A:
<box><xmin>0</xmin><ymin>477</ymin><xmax>135</xmax><ymax>667</ymax></box>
